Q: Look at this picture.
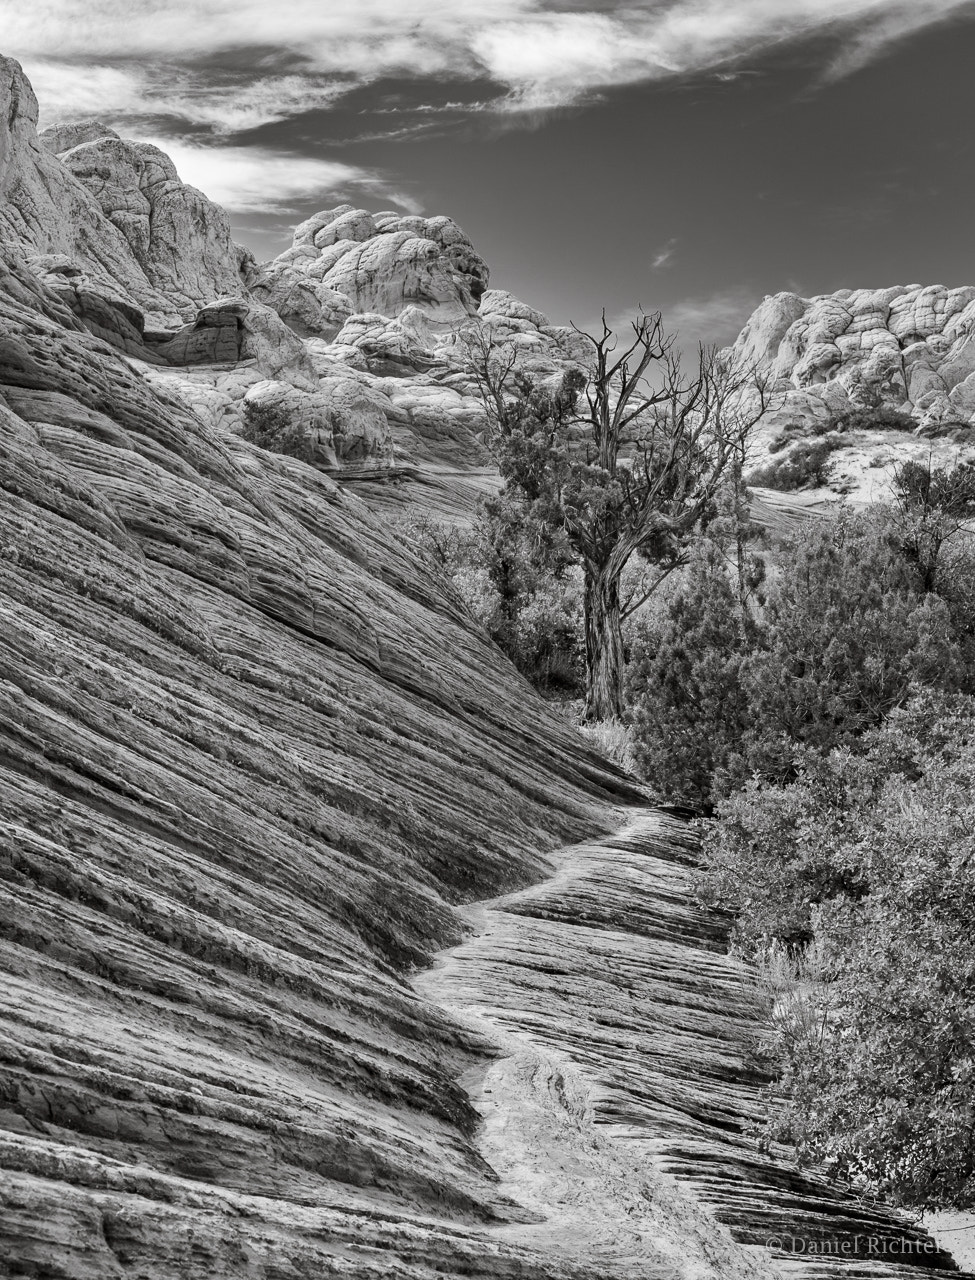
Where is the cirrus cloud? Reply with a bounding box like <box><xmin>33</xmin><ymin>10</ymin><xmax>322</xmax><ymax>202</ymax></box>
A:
<box><xmin>144</xmin><ymin>138</ymin><xmax>422</xmax><ymax>215</ymax></box>
<box><xmin>7</xmin><ymin>0</ymin><xmax>975</xmax><ymax>132</ymax></box>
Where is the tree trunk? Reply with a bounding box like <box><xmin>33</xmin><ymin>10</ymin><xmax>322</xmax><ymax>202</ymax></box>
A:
<box><xmin>582</xmin><ymin>563</ymin><xmax>625</xmax><ymax>721</ymax></box>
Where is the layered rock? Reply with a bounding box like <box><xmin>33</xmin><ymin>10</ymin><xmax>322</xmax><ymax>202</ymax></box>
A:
<box><xmin>0</xmin><ymin>55</ymin><xmax>320</xmax><ymax>409</ymax></box>
<box><xmin>420</xmin><ymin>813</ymin><xmax>960</xmax><ymax>1278</ymax></box>
<box><xmin>0</xmin><ymin>57</ymin><xmax>251</xmax><ymax>326</ymax></box>
<box><xmin>0</xmin><ymin>241</ymin><xmax>642</xmax><ymax>1279</ymax></box>
<box><xmin>258</xmin><ymin>206</ymin><xmax>490</xmax><ymax>332</ymax></box>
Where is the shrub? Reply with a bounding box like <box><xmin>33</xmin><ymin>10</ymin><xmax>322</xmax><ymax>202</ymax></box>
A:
<box><xmin>746</xmin><ymin>513</ymin><xmax>963</xmax><ymax>776</ymax></box>
<box><xmin>240</xmin><ymin>399</ymin><xmax>312</xmax><ymax>461</ymax></box>
<box><xmin>627</xmin><ymin>543</ymin><xmax>758</xmax><ymax>809</ymax></box>
<box><xmin>576</xmin><ymin>717</ymin><xmax>638</xmax><ymax>774</ymax></box>
<box><xmin>747</xmin><ymin>436</ymin><xmax>840</xmax><ymax>490</ymax></box>
<box><xmin>834</xmin><ymin>405</ymin><xmax>916</xmax><ymax>433</ymax></box>
<box><xmin>704</xmin><ymin>695</ymin><xmax>975</xmax><ymax>1209</ymax></box>
<box><xmin>627</xmin><ymin>512</ymin><xmax>962</xmax><ymax>808</ymax></box>
<box><xmin>398</xmin><ymin>508</ymin><xmax>584</xmax><ymax>695</ymax></box>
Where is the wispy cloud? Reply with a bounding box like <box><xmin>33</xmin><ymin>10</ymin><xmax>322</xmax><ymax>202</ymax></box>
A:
<box><xmin>24</xmin><ymin>59</ymin><xmax>348</xmax><ymax>134</ymax></box>
<box><xmin>9</xmin><ymin>0</ymin><xmax>975</xmax><ymax>131</ymax></box>
<box><xmin>144</xmin><ymin>138</ymin><xmax>422</xmax><ymax>215</ymax></box>
<box><xmin>651</xmin><ymin>238</ymin><xmax>679</xmax><ymax>271</ymax></box>
<box><xmin>665</xmin><ymin>289</ymin><xmax>761</xmax><ymax>345</ymax></box>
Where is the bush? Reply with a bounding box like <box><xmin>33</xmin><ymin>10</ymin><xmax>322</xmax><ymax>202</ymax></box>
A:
<box><xmin>627</xmin><ymin>543</ymin><xmax>757</xmax><ymax>808</ymax></box>
<box><xmin>240</xmin><ymin>399</ymin><xmax>312</xmax><ymax>461</ymax></box>
<box><xmin>576</xmin><ymin>717</ymin><xmax>638</xmax><ymax>774</ymax></box>
<box><xmin>627</xmin><ymin>512</ymin><xmax>963</xmax><ymax>808</ymax></box>
<box><xmin>703</xmin><ymin>695</ymin><xmax>975</xmax><ymax>1210</ymax></box>
<box><xmin>834</xmin><ymin>405</ymin><xmax>916</xmax><ymax>432</ymax></box>
<box><xmin>747</xmin><ymin>437</ymin><xmax>840</xmax><ymax>490</ymax></box>
<box><xmin>747</xmin><ymin>513</ymin><xmax>962</xmax><ymax>776</ymax></box>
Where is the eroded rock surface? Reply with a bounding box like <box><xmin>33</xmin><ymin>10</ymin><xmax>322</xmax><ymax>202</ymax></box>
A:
<box><xmin>730</xmin><ymin>286</ymin><xmax>975</xmax><ymax>500</ymax></box>
<box><xmin>0</xmin><ymin>241</ymin><xmax>641</xmax><ymax>1278</ymax></box>
<box><xmin>419</xmin><ymin>813</ymin><xmax>962</xmax><ymax>1279</ymax></box>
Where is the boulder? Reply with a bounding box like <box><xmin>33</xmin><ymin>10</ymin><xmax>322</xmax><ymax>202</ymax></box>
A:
<box><xmin>265</xmin><ymin>205</ymin><xmax>489</xmax><ymax>331</ymax></box>
<box><xmin>52</xmin><ymin>133</ymin><xmax>256</xmax><ymax>320</ymax></box>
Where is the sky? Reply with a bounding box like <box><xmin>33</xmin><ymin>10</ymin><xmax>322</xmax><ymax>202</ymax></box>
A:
<box><xmin>5</xmin><ymin>0</ymin><xmax>975</xmax><ymax>344</ymax></box>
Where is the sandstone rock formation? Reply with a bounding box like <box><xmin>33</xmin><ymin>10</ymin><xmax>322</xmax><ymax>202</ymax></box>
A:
<box><xmin>263</xmin><ymin>206</ymin><xmax>490</xmax><ymax>326</ymax></box>
<box><xmin>730</xmin><ymin>285</ymin><xmax>975</xmax><ymax>499</ymax></box>
<box><xmin>44</xmin><ymin>127</ymin><xmax>258</xmax><ymax>315</ymax></box>
<box><xmin>0</xmin><ymin>239</ymin><xmax>644</xmax><ymax>1279</ymax></box>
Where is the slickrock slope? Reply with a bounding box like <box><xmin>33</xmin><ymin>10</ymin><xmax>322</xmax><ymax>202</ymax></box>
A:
<box><xmin>730</xmin><ymin>287</ymin><xmax>975</xmax><ymax>500</ymax></box>
<box><xmin>0</xmin><ymin>242</ymin><xmax>645</xmax><ymax>1277</ymax></box>
<box><xmin>419</xmin><ymin>813</ymin><xmax>961</xmax><ymax>1280</ymax></box>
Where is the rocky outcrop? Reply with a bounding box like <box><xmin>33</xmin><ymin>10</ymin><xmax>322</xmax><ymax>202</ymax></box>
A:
<box><xmin>733</xmin><ymin>286</ymin><xmax>975</xmax><ymax>428</ymax></box>
<box><xmin>43</xmin><ymin>127</ymin><xmax>258</xmax><ymax>317</ymax></box>
<box><xmin>0</xmin><ymin>56</ymin><xmax>253</xmax><ymax>326</ymax></box>
<box><xmin>258</xmin><ymin>206</ymin><xmax>490</xmax><ymax>332</ymax></box>
<box><xmin>729</xmin><ymin>285</ymin><xmax>975</xmax><ymax>499</ymax></box>
<box><xmin>0</xmin><ymin>56</ymin><xmax>589</xmax><ymax>488</ymax></box>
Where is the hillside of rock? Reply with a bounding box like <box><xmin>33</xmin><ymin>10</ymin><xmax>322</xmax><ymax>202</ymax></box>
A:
<box><xmin>0</xmin><ymin>219</ymin><xmax>650</xmax><ymax>1279</ymax></box>
<box><xmin>730</xmin><ymin>286</ymin><xmax>975</xmax><ymax>500</ymax></box>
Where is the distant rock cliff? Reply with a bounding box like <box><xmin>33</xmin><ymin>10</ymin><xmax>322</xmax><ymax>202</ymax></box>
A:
<box><xmin>729</xmin><ymin>286</ymin><xmax>975</xmax><ymax>497</ymax></box>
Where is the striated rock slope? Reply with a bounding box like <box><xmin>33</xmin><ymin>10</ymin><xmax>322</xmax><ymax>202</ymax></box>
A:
<box><xmin>420</xmin><ymin>813</ymin><xmax>962</xmax><ymax>1279</ymax></box>
<box><xmin>0</xmin><ymin>240</ymin><xmax>645</xmax><ymax>1277</ymax></box>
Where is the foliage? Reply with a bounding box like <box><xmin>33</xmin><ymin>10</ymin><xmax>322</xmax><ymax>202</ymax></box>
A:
<box><xmin>626</xmin><ymin>542</ymin><xmax>758</xmax><ymax>809</ymax></box>
<box><xmin>627</xmin><ymin>511</ymin><xmax>961</xmax><ymax>808</ymax></box>
<box><xmin>834</xmin><ymin>405</ymin><xmax>916</xmax><ymax>433</ymax></box>
<box><xmin>575</xmin><ymin>717</ymin><xmax>638</xmax><ymax>774</ymax></box>
<box><xmin>748</xmin><ymin>437</ymin><xmax>841</xmax><ymax>490</ymax></box>
<box><xmin>703</xmin><ymin>695</ymin><xmax>975</xmax><ymax>1210</ymax></box>
<box><xmin>747</xmin><ymin>513</ymin><xmax>962</xmax><ymax>776</ymax></box>
<box><xmin>888</xmin><ymin>457</ymin><xmax>975</xmax><ymax>593</ymax></box>
<box><xmin>399</xmin><ymin>509</ymin><xmax>584</xmax><ymax>694</ymax></box>
<box><xmin>239</xmin><ymin>398</ymin><xmax>312</xmax><ymax>461</ymax></box>
<box><xmin>463</xmin><ymin>313</ymin><xmax>770</xmax><ymax>719</ymax></box>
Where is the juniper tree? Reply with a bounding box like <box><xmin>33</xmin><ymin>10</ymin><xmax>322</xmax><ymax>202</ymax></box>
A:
<box><xmin>464</xmin><ymin>312</ymin><xmax>769</xmax><ymax>719</ymax></box>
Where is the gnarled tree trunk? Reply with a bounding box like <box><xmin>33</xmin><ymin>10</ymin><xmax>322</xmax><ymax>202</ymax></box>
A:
<box><xmin>582</xmin><ymin>564</ymin><xmax>625</xmax><ymax>721</ymax></box>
